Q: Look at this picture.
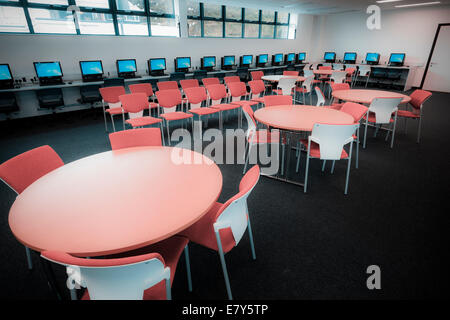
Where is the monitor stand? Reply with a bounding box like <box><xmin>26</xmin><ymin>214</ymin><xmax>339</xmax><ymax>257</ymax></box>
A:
<box><xmin>150</xmin><ymin>70</ymin><xmax>166</xmax><ymax>77</ymax></box>
<box><xmin>39</xmin><ymin>77</ymin><xmax>64</xmax><ymax>86</ymax></box>
<box><xmin>0</xmin><ymin>80</ymin><xmax>14</xmax><ymax>89</ymax></box>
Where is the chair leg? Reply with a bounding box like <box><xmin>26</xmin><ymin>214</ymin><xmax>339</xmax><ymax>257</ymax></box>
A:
<box><xmin>295</xmin><ymin>143</ymin><xmax>302</xmax><ymax>173</ymax></box>
<box><xmin>110</xmin><ymin>114</ymin><xmax>116</xmax><ymax>132</ymax></box>
<box><xmin>165</xmin><ymin>277</ymin><xmax>172</xmax><ymax>300</ymax></box>
<box><xmin>160</xmin><ymin>122</ymin><xmax>165</xmax><ymax>146</ymax></box>
<box><xmin>102</xmin><ymin>108</ymin><xmax>108</xmax><ymax>132</ymax></box>
<box><xmin>184</xmin><ymin>245</ymin><xmax>193</xmax><ymax>292</ymax></box>
<box><xmin>243</xmin><ymin>143</ymin><xmax>252</xmax><ymax>174</ymax></box>
<box><xmin>417</xmin><ymin>117</ymin><xmax>422</xmax><ymax>143</ymax></box>
<box><xmin>70</xmin><ymin>288</ymin><xmax>77</xmax><ymax>300</ymax></box>
<box><xmin>331</xmin><ymin>160</ymin><xmax>335</xmax><ymax>174</ymax></box>
<box><xmin>322</xmin><ymin>160</ymin><xmax>326</xmax><ymax>172</ymax></box>
<box><xmin>281</xmin><ymin>143</ymin><xmax>285</xmax><ymax>176</ymax></box>
<box><xmin>355</xmin><ymin>128</ymin><xmax>360</xmax><ymax>169</ymax></box>
<box><xmin>363</xmin><ymin>119</ymin><xmax>369</xmax><ymax>149</ymax></box>
<box><xmin>215</xmin><ymin>231</ymin><xmax>233</xmax><ymax>300</ymax></box>
<box><xmin>247</xmin><ymin>215</ymin><xmax>257</xmax><ymax>260</ymax></box>
<box><xmin>166</xmin><ymin>121</ymin><xmax>170</xmax><ymax>146</ymax></box>
<box><xmin>390</xmin><ymin>116</ymin><xmax>397</xmax><ymax>148</ymax></box>
<box><xmin>344</xmin><ymin>144</ymin><xmax>354</xmax><ymax>195</ymax></box>
<box><xmin>304</xmin><ymin>154</ymin><xmax>310</xmax><ymax>193</ymax></box>
<box><xmin>25</xmin><ymin>246</ymin><xmax>33</xmax><ymax>270</ymax></box>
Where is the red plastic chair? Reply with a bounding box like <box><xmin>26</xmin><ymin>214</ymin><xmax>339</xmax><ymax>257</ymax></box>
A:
<box><xmin>158</xmin><ymin>81</ymin><xmax>189</xmax><ymax>111</ymax></box>
<box><xmin>228</xmin><ymin>82</ymin><xmax>258</xmax><ymax>128</ymax></box>
<box><xmin>129</xmin><ymin>83</ymin><xmax>159</xmax><ymax>116</ymax></box>
<box><xmin>397</xmin><ymin>89</ymin><xmax>432</xmax><ymax>143</ymax></box>
<box><xmin>202</xmin><ymin>78</ymin><xmax>220</xmax><ymax>86</ymax></box>
<box><xmin>205</xmin><ymin>84</ymin><xmax>241</xmax><ymax>129</ymax></box>
<box><xmin>283</xmin><ymin>71</ymin><xmax>299</xmax><ymax>76</ymax></box>
<box><xmin>345</xmin><ymin>68</ymin><xmax>356</xmax><ymax>87</ymax></box>
<box><xmin>180</xmin><ymin>79</ymin><xmax>199</xmax><ymax>91</ymax></box>
<box><xmin>224</xmin><ymin>76</ymin><xmax>240</xmax><ymax>86</ymax></box>
<box><xmin>0</xmin><ymin>145</ymin><xmax>64</xmax><ymax>269</ymax></box>
<box><xmin>263</xmin><ymin>95</ymin><xmax>293</xmax><ymax>107</ymax></box>
<box><xmin>41</xmin><ymin>235</ymin><xmax>190</xmax><ymax>300</ymax></box>
<box><xmin>109</xmin><ymin>127</ymin><xmax>163</xmax><ymax>150</ymax></box>
<box><xmin>99</xmin><ymin>86</ymin><xmax>126</xmax><ymax>132</ymax></box>
<box><xmin>184</xmin><ymin>86</ymin><xmax>219</xmax><ymax>136</ymax></box>
<box><xmin>119</xmin><ymin>93</ymin><xmax>163</xmax><ymax>135</ymax></box>
<box><xmin>326</xmin><ymin>83</ymin><xmax>351</xmax><ymax>110</ymax></box>
<box><xmin>178</xmin><ymin>165</ymin><xmax>260</xmax><ymax>300</ymax></box>
<box><xmin>250</xmin><ymin>71</ymin><xmax>263</xmax><ymax>81</ymax></box>
<box><xmin>248</xmin><ymin>80</ymin><xmax>266</xmax><ymax>105</ymax></box>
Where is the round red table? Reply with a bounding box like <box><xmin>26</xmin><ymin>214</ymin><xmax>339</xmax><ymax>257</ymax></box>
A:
<box><xmin>8</xmin><ymin>146</ymin><xmax>223</xmax><ymax>257</ymax></box>
<box><xmin>261</xmin><ymin>75</ymin><xmax>306</xmax><ymax>82</ymax></box>
<box><xmin>313</xmin><ymin>70</ymin><xmax>334</xmax><ymax>76</ymax></box>
<box><xmin>332</xmin><ymin>89</ymin><xmax>411</xmax><ymax>105</ymax></box>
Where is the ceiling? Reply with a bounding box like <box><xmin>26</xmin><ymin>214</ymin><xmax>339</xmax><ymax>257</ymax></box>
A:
<box><xmin>205</xmin><ymin>0</ymin><xmax>450</xmax><ymax>14</ymax></box>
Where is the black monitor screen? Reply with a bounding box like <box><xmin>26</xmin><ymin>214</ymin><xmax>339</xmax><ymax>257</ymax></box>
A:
<box><xmin>80</xmin><ymin>60</ymin><xmax>103</xmax><ymax>76</ymax></box>
<box><xmin>343</xmin><ymin>52</ymin><xmax>357</xmax><ymax>62</ymax></box>
<box><xmin>366</xmin><ymin>53</ymin><xmax>380</xmax><ymax>63</ymax></box>
<box><xmin>203</xmin><ymin>56</ymin><xmax>216</xmax><ymax>68</ymax></box>
<box><xmin>176</xmin><ymin>57</ymin><xmax>191</xmax><ymax>69</ymax></box>
<box><xmin>324</xmin><ymin>52</ymin><xmax>336</xmax><ymax>61</ymax></box>
<box><xmin>150</xmin><ymin>58</ymin><xmax>166</xmax><ymax>71</ymax></box>
<box><xmin>258</xmin><ymin>54</ymin><xmax>268</xmax><ymax>63</ymax></box>
<box><xmin>298</xmin><ymin>52</ymin><xmax>306</xmax><ymax>61</ymax></box>
<box><xmin>389</xmin><ymin>53</ymin><xmax>405</xmax><ymax>65</ymax></box>
<box><xmin>223</xmin><ymin>56</ymin><xmax>235</xmax><ymax>66</ymax></box>
<box><xmin>286</xmin><ymin>53</ymin><xmax>295</xmax><ymax>62</ymax></box>
<box><xmin>34</xmin><ymin>62</ymin><xmax>63</xmax><ymax>78</ymax></box>
<box><xmin>117</xmin><ymin>59</ymin><xmax>137</xmax><ymax>73</ymax></box>
<box><xmin>274</xmin><ymin>54</ymin><xmax>283</xmax><ymax>63</ymax></box>
<box><xmin>0</xmin><ymin>64</ymin><xmax>12</xmax><ymax>80</ymax></box>
<box><xmin>242</xmin><ymin>55</ymin><xmax>253</xmax><ymax>65</ymax></box>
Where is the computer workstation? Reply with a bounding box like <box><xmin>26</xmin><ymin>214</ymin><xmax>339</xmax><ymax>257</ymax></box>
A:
<box><xmin>0</xmin><ymin>64</ymin><xmax>14</xmax><ymax>89</ymax></box>
<box><xmin>80</xmin><ymin>60</ymin><xmax>104</xmax><ymax>82</ymax></box>
<box><xmin>175</xmin><ymin>57</ymin><xmax>191</xmax><ymax>73</ymax></box>
<box><xmin>221</xmin><ymin>56</ymin><xmax>236</xmax><ymax>70</ymax></box>
<box><xmin>148</xmin><ymin>58</ymin><xmax>167</xmax><ymax>77</ymax></box>
<box><xmin>116</xmin><ymin>59</ymin><xmax>140</xmax><ymax>79</ymax></box>
<box><xmin>33</xmin><ymin>61</ymin><xmax>64</xmax><ymax>86</ymax></box>
<box><xmin>201</xmin><ymin>56</ymin><xmax>216</xmax><ymax>72</ymax></box>
<box><xmin>285</xmin><ymin>53</ymin><xmax>296</xmax><ymax>65</ymax></box>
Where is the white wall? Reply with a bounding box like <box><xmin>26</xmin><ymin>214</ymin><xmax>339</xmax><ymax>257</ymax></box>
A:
<box><xmin>313</xmin><ymin>5</ymin><xmax>450</xmax><ymax>87</ymax></box>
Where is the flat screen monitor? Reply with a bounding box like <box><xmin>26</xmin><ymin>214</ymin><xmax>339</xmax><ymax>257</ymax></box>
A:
<box><xmin>286</xmin><ymin>53</ymin><xmax>296</xmax><ymax>63</ymax></box>
<box><xmin>80</xmin><ymin>60</ymin><xmax>104</xmax><ymax>82</ymax></box>
<box><xmin>0</xmin><ymin>64</ymin><xmax>12</xmax><ymax>81</ymax></box>
<box><xmin>365</xmin><ymin>52</ymin><xmax>380</xmax><ymax>65</ymax></box>
<box><xmin>389</xmin><ymin>53</ymin><xmax>406</xmax><ymax>66</ymax></box>
<box><xmin>297</xmin><ymin>52</ymin><xmax>306</xmax><ymax>63</ymax></box>
<box><xmin>343</xmin><ymin>52</ymin><xmax>357</xmax><ymax>64</ymax></box>
<box><xmin>324</xmin><ymin>52</ymin><xmax>336</xmax><ymax>62</ymax></box>
<box><xmin>175</xmin><ymin>57</ymin><xmax>191</xmax><ymax>71</ymax></box>
<box><xmin>257</xmin><ymin>54</ymin><xmax>268</xmax><ymax>66</ymax></box>
<box><xmin>223</xmin><ymin>56</ymin><xmax>235</xmax><ymax>66</ymax></box>
<box><xmin>273</xmin><ymin>53</ymin><xmax>283</xmax><ymax>64</ymax></box>
<box><xmin>117</xmin><ymin>59</ymin><xmax>137</xmax><ymax>74</ymax></box>
<box><xmin>241</xmin><ymin>55</ymin><xmax>253</xmax><ymax>66</ymax></box>
<box><xmin>202</xmin><ymin>56</ymin><xmax>216</xmax><ymax>69</ymax></box>
<box><xmin>148</xmin><ymin>58</ymin><xmax>166</xmax><ymax>76</ymax></box>
<box><xmin>34</xmin><ymin>61</ymin><xmax>63</xmax><ymax>78</ymax></box>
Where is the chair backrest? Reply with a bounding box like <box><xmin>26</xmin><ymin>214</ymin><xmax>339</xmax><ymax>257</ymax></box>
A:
<box><xmin>156</xmin><ymin>89</ymin><xmax>182</xmax><ymax>111</ymax></box>
<box><xmin>99</xmin><ymin>86</ymin><xmax>126</xmax><ymax>104</ymax></box>
<box><xmin>340</xmin><ymin>102</ymin><xmax>369</xmax><ymax>123</ymax></box>
<box><xmin>206</xmin><ymin>84</ymin><xmax>228</xmax><ymax>103</ymax></box>
<box><xmin>41</xmin><ymin>250</ymin><xmax>170</xmax><ymax>300</ymax></box>
<box><xmin>331</xmin><ymin>82</ymin><xmax>350</xmax><ymax>92</ymax></box>
<box><xmin>184</xmin><ymin>86</ymin><xmax>207</xmax><ymax>109</ymax></box>
<box><xmin>277</xmin><ymin>77</ymin><xmax>297</xmax><ymax>95</ymax></box>
<box><xmin>368</xmin><ymin>97</ymin><xmax>403</xmax><ymax>123</ymax></box>
<box><xmin>333</xmin><ymin>63</ymin><xmax>344</xmax><ymax>70</ymax></box>
<box><xmin>119</xmin><ymin>92</ymin><xmax>148</xmax><ymax>117</ymax></box>
<box><xmin>180</xmin><ymin>79</ymin><xmax>199</xmax><ymax>91</ymax></box>
<box><xmin>303</xmin><ymin>64</ymin><xmax>311</xmax><ymax>70</ymax></box>
<box><xmin>109</xmin><ymin>128</ymin><xmax>162</xmax><ymax>150</ymax></box>
<box><xmin>345</xmin><ymin>67</ymin><xmax>356</xmax><ymax>76</ymax></box>
<box><xmin>330</xmin><ymin>71</ymin><xmax>347</xmax><ymax>84</ymax></box>
<box><xmin>129</xmin><ymin>83</ymin><xmax>154</xmax><ymax>97</ymax></box>
<box><xmin>409</xmin><ymin>89</ymin><xmax>432</xmax><ymax>111</ymax></box>
<box><xmin>302</xmin><ymin>75</ymin><xmax>315</xmax><ymax>93</ymax></box>
<box><xmin>283</xmin><ymin>71</ymin><xmax>299</xmax><ymax>76</ymax></box>
<box><xmin>213</xmin><ymin>165</ymin><xmax>260</xmax><ymax>246</ymax></box>
<box><xmin>315</xmin><ymin>87</ymin><xmax>326</xmax><ymax>106</ymax></box>
<box><xmin>319</xmin><ymin>65</ymin><xmax>332</xmax><ymax>70</ymax></box>
<box><xmin>224</xmin><ymin>76</ymin><xmax>240</xmax><ymax>86</ymax></box>
<box><xmin>157</xmin><ymin>81</ymin><xmax>178</xmax><ymax>91</ymax></box>
<box><xmin>358</xmin><ymin>65</ymin><xmax>371</xmax><ymax>76</ymax></box>
<box><xmin>310</xmin><ymin>123</ymin><xmax>359</xmax><ymax>160</ymax></box>
<box><xmin>303</xmin><ymin>69</ymin><xmax>314</xmax><ymax>77</ymax></box>
<box><xmin>202</xmin><ymin>78</ymin><xmax>220</xmax><ymax>86</ymax></box>
<box><xmin>227</xmin><ymin>81</ymin><xmax>247</xmax><ymax>98</ymax></box>
<box><xmin>264</xmin><ymin>95</ymin><xmax>292</xmax><ymax>107</ymax></box>
<box><xmin>242</xmin><ymin>104</ymin><xmax>256</xmax><ymax>139</ymax></box>
<box><xmin>250</xmin><ymin>71</ymin><xmax>264</xmax><ymax>81</ymax></box>
<box><xmin>0</xmin><ymin>145</ymin><xmax>64</xmax><ymax>194</ymax></box>
<box><xmin>248</xmin><ymin>80</ymin><xmax>265</xmax><ymax>96</ymax></box>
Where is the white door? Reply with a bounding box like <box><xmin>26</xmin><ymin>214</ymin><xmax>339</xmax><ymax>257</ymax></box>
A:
<box><xmin>423</xmin><ymin>25</ymin><xmax>450</xmax><ymax>93</ymax></box>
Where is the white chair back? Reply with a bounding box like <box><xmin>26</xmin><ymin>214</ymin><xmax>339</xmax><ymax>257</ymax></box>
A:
<box><xmin>242</xmin><ymin>107</ymin><xmax>256</xmax><ymax>141</ymax></box>
<box><xmin>277</xmin><ymin>77</ymin><xmax>298</xmax><ymax>95</ymax></box>
<box><xmin>330</xmin><ymin>71</ymin><xmax>347</xmax><ymax>84</ymax></box>
<box><xmin>368</xmin><ymin>97</ymin><xmax>403</xmax><ymax>124</ymax></box>
<box><xmin>301</xmin><ymin>75</ymin><xmax>315</xmax><ymax>93</ymax></box>
<box><xmin>333</xmin><ymin>63</ymin><xmax>344</xmax><ymax>70</ymax></box>
<box><xmin>358</xmin><ymin>65</ymin><xmax>371</xmax><ymax>76</ymax></box>
<box><xmin>303</xmin><ymin>69</ymin><xmax>313</xmax><ymax>77</ymax></box>
<box><xmin>315</xmin><ymin>87</ymin><xmax>326</xmax><ymax>106</ymax></box>
<box><xmin>309</xmin><ymin>123</ymin><xmax>359</xmax><ymax>160</ymax></box>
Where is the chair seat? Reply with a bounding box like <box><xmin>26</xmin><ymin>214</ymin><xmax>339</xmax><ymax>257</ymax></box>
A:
<box><xmin>364</xmin><ymin>112</ymin><xmax>394</xmax><ymax>123</ymax></box>
<box><xmin>295</xmin><ymin>87</ymin><xmax>308</xmax><ymax>93</ymax></box>
<box><xmin>149</xmin><ymin>102</ymin><xmax>159</xmax><ymax>109</ymax></box>
<box><xmin>248</xmin><ymin>130</ymin><xmax>282</xmax><ymax>144</ymax></box>
<box><xmin>189</xmin><ymin>107</ymin><xmax>219</xmax><ymax>116</ymax></box>
<box><xmin>160</xmin><ymin>111</ymin><xmax>193</xmax><ymax>121</ymax></box>
<box><xmin>126</xmin><ymin>116</ymin><xmax>162</xmax><ymax>127</ymax></box>
<box><xmin>210</xmin><ymin>103</ymin><xmax>241</xmax><ymax>111</ymax></box>
<box><xmin>82</xmin><ymin>235</ymin><xmax>189</xmax><ymax>300</ymax></box>
<box><xmin>178</xmin><ymin>202</ymin><xmax>236</xmax><ymax>254</ymax></box>
<box><xmin>106</xmin><ymin>107</ymin><xmax>122</xmax><ymax>115</ymax></box>
<box><xmin>251</xmin><ymin>97</ymin><xmax>265</xmax><ymax>104</ymax></box>
<box><xmin>396</xmin><ymin>110</ymin><xmax>420</xmax><ymax>118</ymax></box>
<box><xmin>230</xmin><ymin>100</ymin><xmax>258</xmax><ymax>107</ymax></box>
<box><xmin>300</xmin><ymin>139</ymin><xmax>349</xmax><ymax>159</ymax></box>
<box><xmin>323</xmin><ymin>103</ymin><xmax>343</xmax><ymax>110</ymax></box>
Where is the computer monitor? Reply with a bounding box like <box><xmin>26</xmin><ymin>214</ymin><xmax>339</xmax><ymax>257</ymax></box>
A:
<box><xmin>297</xmin><ymin>52</ymin><xmax>306</xmax><ymax>63</ymax></box>
<box><xmin>389</xmin><ymin>53</ymin><xmax>406</xmax><ymax>66</ymax></box>
<box><xmin>33</xmin><ymin>61</ymin><xmax>63</xmax><ymax>85</ymax></box>
<box><xmin>175</xmin><ymin>57</ymin><xmax>191</xmax><ymax>72</ymax></box>
<box><xmin>240</xmin><ymin>55</ymin><xmax>253</xmax><ymax>67</ymax></box>
<box><xmin>285</xmin><ymin>53</ymin><xmax>296</xmax><ymax>64</ymax></box>
<box><xmin>365</xmin><ymin>53</ymin><xmax>380</xmax><ymax>65</ymax></box>
<box><xmin>0</xmin><ymin>64</ymin><xmax>14</xmax><ymax>89</ymax></box>
<box><xmin>343</xmin><ymin>52</ymin><xmax>357</xmax><ymax>64</ymax></box>
<box><xmin>201</xmin><ymin>56</ymin><xmax>216</xmax><ymax>71</ymax></box>
<box><xmin>256</xmin><ymin>54</ymin><xmax>269</xmax><ymax>67</ymax></box>
<box><xmin>148</xmin><ymin>58</ymin><xmax>166</xmax><ymax>76</ymax></box>
<box><xmin>221</xmin><ymin>55</ymin><xmax>235</xmax><ymax>70</ymax></box>
<box><xmin>272</xmin><ymin>53</ymin><xmax>284</xmax><ymax>66</ymax></box>
<box><xmin>324</xmin><ymin>52</ymin><xmax>336</xmax><ymax>63</ymax></box>
<box><xmin>79</xmin><ymin>60</ymin><xmax>104</xmax><ymax>82</ymax></box>
<box><xmin>116</xmin><ymin>59</ymin><xmax>137</xmax><ymax>78</ymax></box>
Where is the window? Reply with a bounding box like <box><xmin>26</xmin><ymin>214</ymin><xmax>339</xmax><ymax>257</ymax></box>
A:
<box><xmin>203</xmin><ymin>20</ymin><xmax>222</xmax><ymax>37</ymax></box>
<box><xmin>277</xmin><ymin>12</ymin><xmax>289</xmax><ymax>24</ymax></box>
<box><xmin>187</xmin><ymin>19</ymin><xmax>201</xmax><ymax>37</ymax></box>
<box><xmin>29</xmin><ymin>8</ymin><xmax>76</xmax><ymax>34</ymax></box>
<box><xmin>0</xmin><ymin>6</ymin><xmax>29</xmax><ymax>33</ymax></box>
<box><xmin>117</xmin><ymin>15</ymin><xmax>148</xmax><ymax>36</ymax></box>
<box><xmin>149</xmin><ymin>0</ymin><xmax>174</xmax><ymax>14</ymax></box>
<box><xmin>186</xmin><ymin>0</ymin><xmax>200</xmax><ymax>17</ymax></box>
<box><xmin>261</xmin><ymin>10</ymin><xmax>275</xmax><ymax>23</ymax></box>
<box><xmin>116</xmin><ymin>0</ymin><xmax>145</xmax><ymax>12</ymax></box>
<box><xmin>150</xmin><ymin>16</ymin><xmax>177</xmax><ymax>36</ymax></box>
<box><xmin>244</xmin><ymin>8</ymin><xmax>259</xmax><ymax>22</ymax></box>
<box><xmin>28</xmin><ymin>0</ymin><xmax>68</xmax><ymax>5</ymax></box>
<box><xmin>76</xmin><ymin>0</ymin><xmax>109</xmax><ymax>9</ymax></box>
<box><xmin>244</xmin><ymin>23</ymin><xmax>259</xmax><ymax>38</ymax></box>
<box><xmin>276</xmin><ymin>25</ymin><xmax>288</xmax><ymax>39</ymax></box>
<box><xmin>225</xmin><ymin>22</ymin><xmax>241</xmax><ymax>38</ymax></box>
<box><xmin>260</xmin><ymin>24</ymin><xmax>274</xmax><ymax>38</ymax></box>
<box><xmin>226</xmin><ymin>6</ymin><xmax>241</xmax><ymax>20</ymax></box>
<box><xmin>203</xmin><ymin>3</ymin><xmax>222</xmax><ymax>18</ymax></box>
<box><xmin>78</xmin><ymin>12</ymin><xmax>115</xmax><ymax>35</ymax></box>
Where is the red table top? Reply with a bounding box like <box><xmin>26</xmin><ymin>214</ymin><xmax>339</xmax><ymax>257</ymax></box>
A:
<box><xmin>8</xmin><ymin>146</ymin><xmax>223</xmax><ymax>257</ymax></box>
<box><xmin>313</xmin><ymin>70</ymin><xmax>334</xmax><ymax>75</ymax></box>
<box><xmin>261</xmin><ymin>75</ymin><xmax>306</xmax><ymax>82</ymax></box>
<box><xmin>254</xmin><ymin>105</ymin><xmax>355</xmax><ymax>132</ymax></box>
<box><xmin>332</xmin><ymin>89</ymin><xmax>411</xmax><ymax>104</ymax></box>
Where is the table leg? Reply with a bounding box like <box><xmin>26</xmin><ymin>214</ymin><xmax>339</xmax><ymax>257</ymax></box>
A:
<box><xmin>39</xmin><ymin>254</ymin><xmax>63</xmax><ymax>300</ymax></box>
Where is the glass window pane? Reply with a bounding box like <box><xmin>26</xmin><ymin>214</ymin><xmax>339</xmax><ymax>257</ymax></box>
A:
<box><xmin>186</xmin><ymin>0</ymin><xmax>200</xmax><ymax>17</ymax></box>
<box><xmin>261</xmin><ymin>24</ymin><xmax>274</xmax><ymax>38</ymax></box>
<box><xmin>244</xmin><ymin>8</ymin><xmax>259</xmax><ymax>22</ymax></box>
<box><xmin>0</xmin><ymin>0</ymin><xmax>20</xmax><ymax>2</ymax></box>
<box><xmin>28</xmin><ymin>0</ymin><xmax>68</xmax><ymax>5</ymax></box>
<box><xmin>244</xmin><ymin>23</ymin><xmax>258</xmax><ymax>38</ymax></box>
<box><xmin>117</xmin><ymin>14</ymin><xmax>148</xmax><ymax>35</ymax></box>
<box><xmin>150</xmin><ymin>16</ymin><xmax>177</xmax><ymax>36</ymax></box>
<box><xmin>76</xmin><ymin>0</ymin><xmax>109</xmax><ymax>9</ymax></box>
<box><xmin>187</xmin><ymin>19</ymin><xmax>201</xmax><ymax>37</ymax></box>
<box><xmin>149</xmin><ymin>0</ymin><xmax>174</xmax><ymax>14</ymax></box>
<box><xmin>225</xmin><ymin>22</ymin><xmax>241</xmax><ymax>38</ymax></box>
<box><xmin>226</xmin><ymin>6</ymin><xmax>241</xmax><ymax>20</ymax></box>
<box><xmin>261</xmin><ymin>10</ymin><xmax>274</xmax><ymax>23</ymax></box>
<box><xmin>203</xmin><ymin>3</ymin><xmax>222</xmax><ymax>18</ymax></box>
<box><xmin>277</xmin><ymin>12</ymin><xmax>289</xmax><ymax>24</ymax></box>
<box><xmin>276</xmin><ymin>25</ymin><xmax>288</xmax><ymax>39</ymax></box>
<box><xmin>115</xmin><ymin>0</ymin><xmax>145</xmax><ymax>12</ymax></box>
<box><xmin>29</xmin><ymin>8</ymin><xmax>76</xmax><ymax>34</ymax></box>
<box><xmin>0</xmin><ymin>6</ymin><xmax>29</xmax><ymax>33</ymax></box>
<box><xmin>204</xmin><ymin>20</ymin><xmax>222</xmax><ymax>37</ymax></box>
<box><xmin>78</xmin><ymin>12</ymin><xmax>115</xmax><ymax>35</ymax></box>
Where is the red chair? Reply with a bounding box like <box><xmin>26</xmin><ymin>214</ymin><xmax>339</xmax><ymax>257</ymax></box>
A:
<box><xmin>250</xmin><ymin>71</ymin><xmax>264</xmax><ymax>81</ymax></box>
<box><xmin>327</xmin><ymin>83</ymin><xmax>351</xmax><ymax>110</ymax></box>
<box><xmin>99</xmin><ymin>86</ymin><xmax>126</xmax><ymax>132</ymax></box>
<box><xmin>109</xmin><ymin>127</ymin><xmax>163</xmax><ymax>150</ymax></box>
<box><xmin>397</xmin><ymin>89</ymin><xmax>432</xmax><ymax>143</ymax></box>
<box><xmin>0</xmin><ymin>145</ymin><xmax>64</xmax><ymax>269</ymax></box>
<box><xmin>119</xmin><ymin>93</ymin><xmax>163</xmax><ymax>134</ymax></box>
<box><xmin>41</xmin><ymin>235</ymin><xmax>190</xmax><ymax>300</ymax></box>
<box><xmin>180</xmin><ymin>79</ymin><xmax>200</xmax><ymax>91</ymax></box>
<box><xmin>178</xmin><ymin>165</ymin><xmax>260</xmax><ymax>300</ymax></box>
<box><xmin>228</xmin><ymin>82</ymin><xmax>258</xmax><ymax>128</ymax></box>
<box><xmin>264</xmin><ymin>95</ymin><xmax>293</xmax><ymax>107</ymax></box>
<box><xmin>129</xmin><ymin>83</ymin><xmax>159</xmax><ymax>116</ymax></box>
<box><xmin>184</xmin><ymin>86</ymin><xmax>220</xmax><ymax>136</ymax></box>
<box><xmin>206</xmin><ymin>84</ymin><xmax>242</xmax><ymax>130</ymax></box>
<box><xmin>158</xmin><ymin>81</ymin><xmax>189</xmax><ymax>111</ymax></box>
<box><xmin>202</xmin><ymin>77</ymin><xmax>220</xmax><ymax>86</ymax></box>
<box><xmin>345</xmin><ymin>68</ymin><xmax>356</xmax><ymax>87</ymax></box>
<box><xmin>248</xmin><ymin>80</ymin><xmax>266</xmax><ymax>105</ymax></box>
<box><xmin>155</xmin><ymin>89</ymin><xmax>193</xmax><ymax>142</ymax></box>
<box><xmin>283</xmin><ymin>71</ymin><xmax>299</xmax><ymax>76</ymax></box>
<box><xmin>224</xmin><ymin>76</ymin><xmax>240</xmax><ymax>86</ymax></box>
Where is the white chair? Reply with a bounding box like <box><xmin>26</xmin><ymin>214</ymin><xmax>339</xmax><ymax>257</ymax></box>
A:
<box><xmin>276</xmin><ymin>77</ymin><xmax>298</xmax><ymax>96</ymax></box>
<box><xmin>333</xmin><ymin>63</ymin><xmax>344</xmax><ymax>70</ymax></box>
<box><xmin>303</xmin><ymin>69</ymin><xmax>314</xmax><ymax>77</ymax></box>
<box><xmin>363</xmin><ymin>97</ymin><xmax>403</xmax><ymax>149</ymax></box>
<box><xmin>354</xmin><ymin>65</ymin><xmax>371</xmax><ymax>87</ymax></box>
<box><xmin>295</xmin><ymin>75</ymin><xmax>314</xmax><ymax>105</ymax></box>
<box><xmin>326</xmin><ymin>71</ymin><xmax>347</xmax><ymax>98</ymax></box>
<box><xmin>296</xmin><ymin>123</ymin><xmax>359</xmax><ymax>194</ymax></box>
<box><xmin>315</xmin><ymin>86</ymin><xmax>326</xmax><ymax>106</ymax></box>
